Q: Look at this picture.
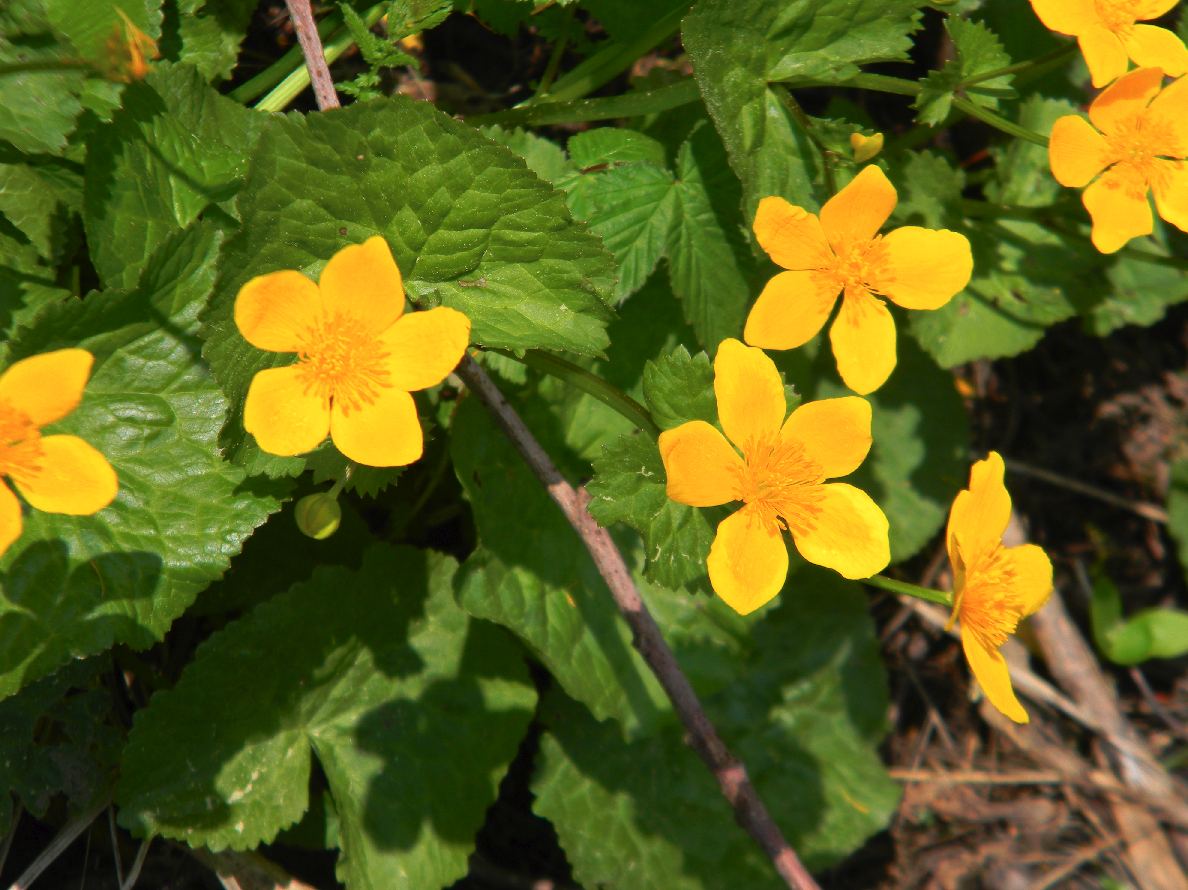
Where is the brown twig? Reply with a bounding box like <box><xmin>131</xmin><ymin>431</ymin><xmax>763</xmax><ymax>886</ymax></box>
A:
<box><xmin>283</xmin><ymin>0</ymin><xmax>340</xmax><ymax>112</ymax></box>
<box><xmin>278</xmin><ymin>5</ymin><xmax>818</xmax><ymax>886</ymax></box>
<box><xmin>1004</xmin><ymin>457</ymin><xmax>1168</xmax><ymax>524</ymax></box>
<box><xmin>456</xmin><ymin>356</ymin><xmax>818</xmax><ymax>890</ymax></box>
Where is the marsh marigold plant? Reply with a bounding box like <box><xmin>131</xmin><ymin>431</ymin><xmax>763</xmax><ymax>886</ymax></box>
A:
<box><xmin>744</xmin><ymin>165</ymin><xmax>972</xmax><ymax>395</ymax></box>
<box><xmin>947</xmin><ymin>452</ymin><xmax>1053</xmax><ymax>724</ymax></box>
<box><xmin>235</xmin><ymin>236</ymin><xmax>470</xmax><ymax>467</ymax></box>
<box><xmin>0</xmin><ymin>349</ymin><xmax>118</xmax><ymax>559</ymax></box>
<box><xmin>1049</xmin><ymin>67</ymin><xmax>1188</xmax><ymax>253</ymax></box>
<box><xmin>1029</xmin><ymin>0</ymin><xmax>1188</xmax><ymax>87</ymax></box>
<box><xmin>659</xmin><ymin>338</ymin><xmax>890</xmax><ymax>615</ymax></box>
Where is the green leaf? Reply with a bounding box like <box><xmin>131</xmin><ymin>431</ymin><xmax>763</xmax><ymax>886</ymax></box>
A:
<box><xmin>83</xmin><ymin>63</ymin><xmax>264</xmax><ymax>289</ymax></box>
<box><xmin>0</xmin><ymin>147</ymin><xmax>82</xmax><ymax>260</ymax></box>
<box><xmin>642</xmin><ymin>344</ymin><xmax>716</xmax><ymax>430</ymax></box>
<box><xmin>45</xmin><ymin>0</ymin><xmax>162</xmax><ymax>71</ymax></box>
<box><xmin>0</xmin><ymin>32</ymin><xmax>87</xmax><ymax>155</ymax></box>
<box><xmin>915</xmin><ymin>17</ymin><xmax>1014</xmax><ymax>126</ymax></box>
<box><xmin>567</xmin><ymin>128</ymin><xmax>667</xmax><ymax>168</ymax></box>
<box><xmin>565</xmin><ymin>161</ymin><xmax>676</xmax><ymax>301</ymax></box>
<box><xmin>683</xmin><ymin>0</ymin><xmax>924</xmax><ymax>214</ymax></box>
<box><xmin>665</xmin><ymin>124</ymin><xmax>754</xmax><ymax>348</ymax></box>
<box><xmin>451</xmin><ymin>396</ymin><xmax>670</xmax><ymax>735</ymax></box>
<box><xmin>0</xmin><ymin>223</ymin><xmax>283</xmax><ymax>701</ymax></box>
<box><xmin>987</xmin><ymin>96</ymin><xmax>1075</xmax><ymax>208</ymax></box>
<box><xmin>479</xmin><ymin>125</ymin><xmax>570</xmax><ymax>183</ymax></box>
<box><xmin>0</xmin><ymin>661</ymin><xmax>120</xmax><ymax>836</ymax></box>
<box><xmin>386</xmin><ymin>0</ymin><xmax>453</xmax><ymax>37</ymax></box>
<box><xmin>783</xmin><ymin>337</ymin><xmax>968</xmax><ymax>562</ymax></box>
<box><xmin>118</xmin><ymin>545</ymin><xmax>536</xmax><ymax>890</ymax></box>
<box><xmin>533</xmin><ymin>567</ymin><xmax>899</xmax><ymax>883</ymax></box>
<box><xmin>203</xmin><ymin>96</ymin><xmax>616</xmax><ymax>471</ymax></box>
<box><xmin>1079</xmin><ymin>250</ymin><xmax>1188</xmax><ymax>336</ymax></box>
<box><xmin>170</xmin><ymin>0</ymin><xmax>258</xmax><ymax>81</ymax></box>
<box><xmin>1093</xmin><ymin>564</ymin><xmax>1188</xmax><ymax>664</ymax></box>
<box><xmin>586</xmin><ymin>430</ymin><xmax>717</xmax><ymax>592</ymax></box>
<box><xmin>0</xmin><ymin>230</ymin><xmax>72</xmax><ymax>341</ymax></box>
<box><xmin>894</xmin><ymin>150</ymin><xmax>965</xmax><ymax>228</ymax></box>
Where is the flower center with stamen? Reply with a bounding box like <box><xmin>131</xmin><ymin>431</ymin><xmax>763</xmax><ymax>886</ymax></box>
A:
<box><xmin>296</xmin><ymin>312</ymin><xmax>392</xmax><ymax>415</ymax></box>
<box><xmin>734</xmin><ymin>433</ymin><xmax>826</xmax><ymax>534</ymax></box>
<box><xmin>0</xmin><ymin>402</ymin><xmax>44</xmax><ymax>486</ymax></box>
<box><xmin>1093</xmin><ymin>0</ymin><xmax>1137</xmax><ymax>34</ymax></box>
<box><xmin>953</xmin><ymin>543</ymin><xmax>1024</xmax><ymax>650</ymax></box>
<box><xmin>1104</xmin><ymin>113</ymin><xmax>1179</xmax><ymax>195</ymax></box>
<box><xmin>825</xmin><ymin>237</ymin><xmax>891</xmax><ymax>296</ymax></box>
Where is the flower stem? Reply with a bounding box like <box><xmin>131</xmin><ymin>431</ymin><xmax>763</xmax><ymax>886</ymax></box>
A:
<box><xmin>492</xmin><ymin>349</ymin><xmax>660</xmax><ymax>437</ymax></box>
<box><xmin>950</xmin><ymin>95</ymin><xmax>1048</xmax><ymax>146</ymax></box>
<box><xmin>957</xmin><ymin>43</ymin><xmax>1077</xmax><ymax>89</ymax></box>
<box><xmin>863</xmin><ymin>574</ymin><xmax>952</xmax><ymax>607</ymax></box>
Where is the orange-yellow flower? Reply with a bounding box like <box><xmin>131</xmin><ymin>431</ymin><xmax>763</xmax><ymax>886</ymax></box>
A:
<box><xmin>0</xmin><ymin>349</ymin><xmax>118</xmax><ymax>558</ymax></box>
<box><xmin>659</xmin><ymin>338</ymin><xmax>890</xmax><ymax>615</ymax></box>
<box><xmin>235</xmin><ymin>236</ymin><xmax>470</xmax><ymax>467</ymax></box>
<box><xmin>1049</xmin><ymin>67</ymin><xmax>1188</xmax><ymax>253</ymax></box>
<box><xmin>946</xmin><ymin>452</ymin><xmax>1053</xmax><ymax>724</ymax></box>
<box><xmin>1028</xmin><ymin>0</ymin><xmax>1188</xmax><ymax>87</ymax></box>
<box><xmin>744</xmin><ymin>165</ymin><xmax>972</xmax><ymax>396</ymax></box>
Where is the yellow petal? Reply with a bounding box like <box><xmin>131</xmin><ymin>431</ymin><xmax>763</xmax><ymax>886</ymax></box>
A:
<box><xmin>244</xmin><ymin>364</ymin><xmax>330</xmax><ymax>457</ymax></box>
<box><xmin>706</xmin><ymin>507</ymin><xmax>788</xmax><ymax>615</ymax></box>
<box><xmin>318</xmin><ymin>236</ymin><xmax>405</xmax><ymax>332</ymax></box>
<box><xmin>1027</xmin><ymin>0</ymin><xmax>1096</xmax><ymax>35</ymax></box>
<box><xmin>330</xmin><ymin>387</ymin><xmax>423</xmax><ymax>467</ymax></box>
<box><xmin>743</xmin><ymin>270</ymin><xmax>838</xmax><ymax>351</ymax></box>
<box><xmin>849</xmin><ymin>132</ymin><xmax>883</xmax><ymax>163</ymax></box>
<box><xmin>828</xmin><ymin>289</ymin><xmax>896</xmax><ymax>395</ymax></box>
<box><xmin>1079</xmin><ymin>25</ymin><xmax>1131</xmax><ymax>88</ymax></box>
<box><xmin>12</xmin><ymin>435</ymin><xmax>117</xmax><ymax>515</ymax></box>
<box><xmin>876</xmin><ymin>227</ymin><xmax>973</xmax><ymax>310</ymax></box>
<box><xmin>819</xmin><ymin>165</ymin><xmax>897</xmax><ymax>252</ymax></box>
<box><xmin>789</xmin><ymin>482</ymin><xmax>889</xmax><ymax>579</ymax></box>
<box><xmin>658</xmin><ymin>420</ymin><xmax>743</xmax><ymax>507</ymax></box>
<box><xmin>380</xmin><ymin>307</ymin><xmax>471</xmax><ymax>392</ymax></box>
<box><xmin>1134</xmin><ymin>0</ymin><xmax>1179</xmax><ymax>18</ymax></box>
<box><xmin>752</xmin><ymin>197</ymin><xmax>832</xmax><ymax>270</ymax></box>
<box><xmin>0</xmin><ymin>481</ymin><xmax>22</xmax><ymax>559</ymax></box>
<box><xmin>233</xmin><ymin>270</ymin><xmax>321</xmax><ymax>353</ymax></box>
<box><xmin>713</xmin><ymin>338</ymin><xmax>786</xmax><ymax>451</ymax></box>
<box><xmin>0</xmin><ymin>349</ymin><xmax>93</xmax><ymax>427</ymax></box>
<box><xmin>1003</xmin><ymin>543</ymin><xmax>1054</xmax><ymax>617</ymax></box>
<box><xmin>1048</xmin><ymin>115</ymin><xmax>1109</xmax><ymax>187</ymax></box>
<box><xmin>948</xmin><ymin>451</ymin><xmax>1011</xmax><ymax>563</ymax></box>
<box><xmin>779</xmin><ymin>397</ymin><xmax>872</xmax><ymax>479</ymax></box>
<box><xmin>1152</xmin><ymin>159</ymin><xmax>1188</xmax><ymax>233</ymax></box>
<box><xmin>1147</xmin><ymin>73</ymin><xmax>1188</xmax><ymax>149</ymax></box>
<box><xmin>1089</xmin><ymin>66</ymin><xmax>1163</xmax><ymax>134</ymax></box>
<box><xmin>1122</xmin><ymin>26</ymin><xmax>1188</xmax><ymax>77</ymax></box>
<box><xmin>962</xmin><ymin>630</ymin><xmax>1029</xmax><ymax>723</ymax></box>
<box><xmin>1083</xmin><ymin>166</ymin><xmax>1153</xmax><ymax>253</ymax></box>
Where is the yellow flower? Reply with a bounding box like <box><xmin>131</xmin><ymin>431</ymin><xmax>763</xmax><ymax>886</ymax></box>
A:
<box><xmin>1049</xmin><ymin>67</ymin><xmax>1188</xmax><ymax>253</ymax></box>
<box><xmin>744</xmin><ymin>165</ymin><xmax>972</xmax><ymax>395</ymax></box>
<box><xmin>946</xmin><ymin>452</ymin><xmax>1053</xmax><ymax>724</ymax></box>
<box><xmin>849</xmin><ymin>131</ymin><xmax>884</xmax><ymax>163</ymax></box>
<box><xmin>1028</xmin><ymin>0</ymin><xmax>1188</xmax><ymax>87</ymax></box>
<box><xmin>0</xmin><ymin>349</ymin><xmax>118</xmax><ymax>558</ymax></box>
<box><xmin>235</xmin><ymin>236</ymin><xmax>470</xmax><ymax>467</ymax></box>
<box><xmin>659</xmin><ymin>338</ymin><xmax>890</xmax><ymax>615</ymax></box>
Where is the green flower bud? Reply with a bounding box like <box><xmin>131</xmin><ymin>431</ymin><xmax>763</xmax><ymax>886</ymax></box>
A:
<box><xmin>294</xmin><ymin>493</ymin><xmax>341</xmax><ymax>540</ymax></box>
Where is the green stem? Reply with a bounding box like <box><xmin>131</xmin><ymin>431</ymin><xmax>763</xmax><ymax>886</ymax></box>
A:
<box><xmin>519</xmin><ymin>4</ymin><xmax>686</xmax><ymax>105</ymax></box>
<box><xmin>863</xmin><ymin>574</ymin><xmax>952</xmax><ymax>607</ymax></box>
<box><xmin>328</xmin><ymin>463</ymin><xmax>354</xmax><ymax>499</ymax></box>
<box><xmin>535</xmin><ymin>9</ymin><xmax>574</xmax><ymax>97</ymax></box>
<box><xmin>957</xmin><ymin>43</ymin><xmax>1077</xmax><ymax>89</ymax></box>
<box><xmin>467</xmin><ymin>78</ymin><xmax>700</xmax><ymax>126</ymax></box>
<box><xmin>228</xmin><ymin>10</ymin><xmax>343</xmax><ymax>104</ymax></box>
<box><xmin>492</xmin><ymin>349</ymin><xmax>660</xmax><ymax>437</ymax></box>
<box><xmin>0</xmin><ymin>58</ymin><xmax>90</xmax><ymax>76</ymax></box>
<box><xmin>951</xmin><ymin>95</ymin><xmax>1048</xmax><ymax>146</ymax></box>
<box><xmin>252</xmin><ymin>2</ymin><xmax>386</xmax><ymax>112</ymax></box>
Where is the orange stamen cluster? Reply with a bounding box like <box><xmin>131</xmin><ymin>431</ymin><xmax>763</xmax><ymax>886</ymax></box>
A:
<box><xmin>296</xmin><ymin>313</ymin><xmax>391</xmax><ymax>415</ymax></box>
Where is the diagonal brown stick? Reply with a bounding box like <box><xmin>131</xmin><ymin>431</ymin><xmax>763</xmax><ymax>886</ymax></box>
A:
<box><xmin>280</xmin><ymin>3</ymin><xmax>819</xmax><ymax>885</ymax></box>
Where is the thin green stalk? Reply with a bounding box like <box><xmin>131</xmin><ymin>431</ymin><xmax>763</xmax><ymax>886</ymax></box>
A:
<box><xmin>492</xmin><ymin>349</ymin><xmax>659</xmax><ymax>437</ymax></box>
<box><xmin>863</xmin><ymin>574</ymin><xmax>952</xmax><ymax>607</ymax></box>
<box><xmin>253</xmin><ymin>2</ymin><xmax>386</xmax><ymax>112</ymax></box>
<box><xmin>777</xmin><ymin>88</ymin><xmax>836</xmax><ymax>194</ymax></box>
<box><xmin>522</xmin><ymin>4</ymin><xmax>686</xmax><ymax>105</ymax></box>
<box><xmin>228</xmin><ymin>10</ymin><xmax>343</xmax><ymax>103</ymax></box>
<box><xmin>957</xmin><ymin>43</ymin><xmax>1077</xmax><ymax>89</ymax></box>
<box><xmin>535</xmin><ymin>8</ymin><xmax>574</xmax><ymax>97</ymax></box>
<box><xmin>0</xmin><ymin>58</ymin><xmax>90</xmax><ymax>76</ymax></box>
<box><xmin>951</xmin><ymin>95</ymin><xmax>1048</xmax><ymax>146</ymax></box>
<box><xmin>468</xmin><ymin>78</ymin><xmax>700</xmax><ymax>126</ymax></box>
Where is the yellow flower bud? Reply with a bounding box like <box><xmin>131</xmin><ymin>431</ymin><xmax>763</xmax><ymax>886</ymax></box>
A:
<box><xmin>294</xmin><ymin>493</ymin><xmax>342</xmax><ymax>540</ymax></box>
<box><xmin>849</xmin><ymin>132</ymin><xmax>884</xmax><ymax>163</ymax></box>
